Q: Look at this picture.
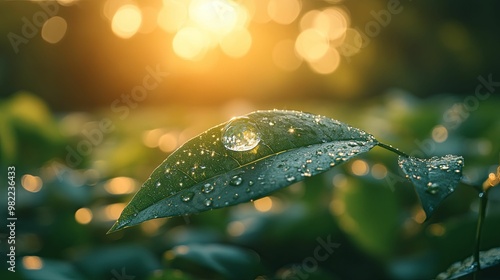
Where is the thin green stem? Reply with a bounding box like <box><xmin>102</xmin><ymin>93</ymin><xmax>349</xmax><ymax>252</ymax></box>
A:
<box><xmin>472</xmin><ymin>190</ymin><xmax>488</xmax><ymax>280</ymax></box>
<box><xmin>377</xmin><ymin>142</ymin><xmax>410</xmax><ymax>158</ymax></box>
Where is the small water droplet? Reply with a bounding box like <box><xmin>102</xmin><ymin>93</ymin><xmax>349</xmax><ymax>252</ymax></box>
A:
<box><xmin>248</xmin><ymin>180</ymin><xmax>254</xmax><ymax>186</ymax></box>
<box><xmin>181</xmin><ymin>192</ymin><xmax>194</xmax><ymax>202</ymax></box>
<box><xmin>440</xmin><ymin>165</ymin><xmax>449</xmax><ymax>170</ymax></box>
<box><xmin>233</xmin><ymin>193</ymin><xmax>239</xmax><ymax>199</ymax></box>
<box><xmin>229</xmin><ymin>175</ymin><xmax>243</xmax><ymax>186</ymax></box>
<box><xmin>221</xmin><ymin>117</ymin><xmax>261</xmax><ymax>152</ymax></box>
<box><xmin>454</xmin><ymin>169</ymin><xmax>461</xmax><ymax>173</ymax></box>
<box><xmin>301</xmin><ymin>171</ymin><xmax>312</xmax><ymax>177</ymax></box>
<box><xmin>202</xmin><ymin>183</ymin><xmax>214</xmax><ymax>194</ymax></box>
<box><xmin>200</xmin><ymin>165</ymin><xmax>206</xmax><ymax>170</ymax></box>
<box><xmin>204</xmin><ymin>199</ymin><xmax>212</xmax><ymax>207</ymax></box>
<box><xmin>245</xmin><ymin>187</ymin><xmax>251</xmax><ymax>193</ymax></box>
<box><xmin>155</xmin><ymin>181</ymin><xmax>161</xmax><ymax>188</ymax></box>
<box><xmin>286</xmin><ymin>175</ymin><xmax>296</xmax><ymax>182</ymax></box>
<box><xmin>348</xmin><ymin>141</ymin><xmax>358</xmax><ymax>147</ymax></box>
<box><xmin>426</xmin><ymin>182</ymin><xmax>439</xmax><ymax>194</ymax></box>
<box><xmin>316</xmin><ymin>150</ymin><xmax>323</xmax><ymax>155</ymax></box>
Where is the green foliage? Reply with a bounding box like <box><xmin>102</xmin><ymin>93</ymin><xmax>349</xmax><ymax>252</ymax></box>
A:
<box><xmin>0</xmin><ymin>92</ymin><xmax>64</xmax><ymax>167</ymax></box>
<box><xmin>4</xmin><ymin>94</ymin><xmax>499</xmax><ymax>280</ymax></box>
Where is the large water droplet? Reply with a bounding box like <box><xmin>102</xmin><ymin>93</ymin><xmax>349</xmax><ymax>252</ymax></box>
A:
<box><xmin>221</xmin><ymin>117</ymin><xmax>261</xmax><ymax>151</ymax></box>
<box><xmin>229</xmin><ymin>175</ymin><xmax>243</xmax><ymax>186</ymax></box>
<box><xmin>181</xmin><ymin>192</ymin><xmax>194</xmax><ymax>202</ymax></box>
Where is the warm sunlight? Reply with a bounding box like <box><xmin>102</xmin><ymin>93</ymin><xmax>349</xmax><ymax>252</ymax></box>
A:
<box><xmin>112</xmin><ymin>4</ymin><xmax>142</xmax><ymax>39</ymax></box>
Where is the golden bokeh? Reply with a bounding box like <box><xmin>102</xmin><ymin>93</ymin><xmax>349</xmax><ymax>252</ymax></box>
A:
<box><xmin>75</xmin><ymin>207</ymin><xmax>93</xmax><ymax>224</ymax></box>
<box><xmin>41</xmin><ymin>16</ymin><xmax>68</xmax><ymax>44</ymax></box>
<box><xmin>22</xmin><ymin>256</ymin><xmax>43</xmax><ymax>270</ymax></box>
<box><xmin>111</xmin><ymin>4</ymin><xmax>142</xmax><ymax>39</ymax></box>
<box><xmin>220</xmin><ymin>28</ymin><xmax>252</xmax><ymax>58</ymax></box>
<box><xmin>295</xmin><ymin>29</ymin><xmax>329</xmax><ymax>62</ymax></box>
<box><xmin>104</xmin><ymin>176</ymin><xmax>137</xmax><ymax>195</ymax></box>
<box><xmin>254</xmin><ymin>196</ymin><xmax>273</xmax><ymax>212</ymax></box>
<box><xmin>351</xmin><ymin>159</ymin><xmax>369</xmax><ymax>176</ymax></box>
<box><xmin>371</xmin><ymin>163</ymin><xmax>388</xmax><ymax>180</ymax></box>
<box><xmin>21</xmin><ymin>174</ymin><xmax>43</xmax><ymax>193</ymax></box>
<box><xmin>432</xmin><ymin>125</ymin><xmax>448</xmax><ymax>143</ymax></box>
<box><xmin>227</xmin><ymin>220</ymin><xmax>246</xmax><ymax>236</ymax></box>
<box><xmin>268</xmin><ymin>0</ymin><xmax>301</xmax><ymax>25</ymax></box>
<box><xmin>307</xmin><ymin>47</ymin><xmax>340</xmax><ymax>75</ymax></box>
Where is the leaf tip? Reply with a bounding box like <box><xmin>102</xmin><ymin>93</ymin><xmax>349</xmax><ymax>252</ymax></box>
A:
<box><xmin>106</xmin><ymin>219</ymin><xmax>129</xmax><ymax>234</ymax></box>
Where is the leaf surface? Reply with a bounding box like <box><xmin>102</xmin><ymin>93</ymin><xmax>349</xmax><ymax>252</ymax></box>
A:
<box><xmin>398</xmin><ymin>155</ymin><xmax>464</xmax><ymax>218</ymax></box>
<box><xmin>109</xmin><ymin>110</ymin><xmax>378</xmax><ymax>232</ymax></box>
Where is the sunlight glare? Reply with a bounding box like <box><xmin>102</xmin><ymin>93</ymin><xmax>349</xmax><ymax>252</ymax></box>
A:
<box><xmin>157</xmin><ymin>1</ymin><xmax>188</xmax><ymax>33</ymax></box>
<box><xmin>272</xmin><ymin>39</ymin><xmax>302</xmax><ymax>71</ymax></box>
<box><xmin>307</xmin><ymin>47</ymin><xmax>340</xmax><ymax>75</ymax></box>
<box><xmin>220</xmin><ymin>28</ymin><xmax>252</xmax><ymax>58</ymax></box>
<box><xmin>295</xmin><ymin>29</ymin><xmax>329</xmax><ymax>62</ymax></box>
<box><xmin>268</xmin><ymin>0</ymin><xmax>301</xmax><ymax>25</ymax></box>
<box><xmin>189</xmin><ymin>0</ymin><xmax>238</xmax><ymax>34</ymax></box>
<box><xmin>173</xmin><ymin>27</ymin><xmax>210</xmax><ymax>60</ymax></box>
<box><xmin>112</xmin><ymin>4</ymin><xmax>142</xmax><ymax>39</ymax></box>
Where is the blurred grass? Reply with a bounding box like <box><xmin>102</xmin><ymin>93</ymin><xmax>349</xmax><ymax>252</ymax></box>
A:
<box><xmin>0</xmin><ymin>91</ymin><xmax>499</xmax><ymax>280</ymax></box>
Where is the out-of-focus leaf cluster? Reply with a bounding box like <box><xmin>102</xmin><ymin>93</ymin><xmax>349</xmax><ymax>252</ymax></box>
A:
<box><xmin>1</xmin><ymin>91</ymin><xmax>499</xmax><ymax>280</ymax></box>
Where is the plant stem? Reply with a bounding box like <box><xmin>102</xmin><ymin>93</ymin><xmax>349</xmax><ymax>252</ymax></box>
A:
<box><xmin>377</xmin><ymin>142</ymin><xmax>410</xmax><ymax>158</ymax></box>
<box><xmin>472</xmin><ymin>190</ymin><xmax>488</xmax><ymax>279</ymax></box>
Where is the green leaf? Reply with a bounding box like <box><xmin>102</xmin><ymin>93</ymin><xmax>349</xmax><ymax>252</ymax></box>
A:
<box><xmin>398</xmin><ymin>155</ymin><xmax>464</xmax><ymax>218</ymax></box>
<box><xmin>109</xmin><ymin>110</ymin><xmax>378</xmax><ymax>232</ymax></box>
<box><xmin>435</xmin><ymin>247</ymin><xmax>500</xmax><ymax>280</ymax></box>
<box><xmin>334</xmin><ymin>178</ymin><xmax>399</xmax><ymax>258</ymax></box>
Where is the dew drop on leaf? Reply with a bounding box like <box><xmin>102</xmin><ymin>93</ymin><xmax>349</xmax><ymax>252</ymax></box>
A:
<box><xmin>229</xmin><ymin>175</ymin><xmax>243</xmax><ymax>186</ymax></box>
<box><xmin>286</xmin><ymin>174</ymin><xmax>296</xmax><ymax>182</ymax></box>
<box><xmin>202</xmin><ymin>183</ymin><xmax>214</xmax><ymax>194</ymax></box>
<box><xmin>221</xmin><ymin>117</ymin><xmax>261</xmax><ymax>151</ymax></box>
<box><xmin>181</xmin><ymin>192</ymin><xmax>194</xmax><ymax>202</ymax></box>
<box><xmin>204</xmin><ymin>199</ymin><xmax>213</xmax><ymax>207</ymax></box>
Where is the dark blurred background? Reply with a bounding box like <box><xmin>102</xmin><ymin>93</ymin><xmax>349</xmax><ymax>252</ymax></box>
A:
<box><xmin>1</xmin><ymin>0</ymin><xmax>499</xmax><ymax>280</ymax></box>
<box><xmin>1</xmin><ymin>0</ymin><xmax>500</xmax><ymax>110</ymax></box>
